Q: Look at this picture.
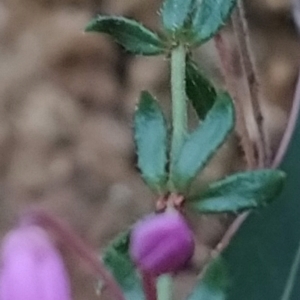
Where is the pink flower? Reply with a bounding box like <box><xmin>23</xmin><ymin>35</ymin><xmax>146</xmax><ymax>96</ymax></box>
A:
<box><xmin>130</xmin><ymin>210</ymin><xmax>194</xmax><ymax>276</ymax></box>
<box><xmin>0</xmin><ymin>225</ymin><xmax>72</xmax><ymax>300</ymax></box>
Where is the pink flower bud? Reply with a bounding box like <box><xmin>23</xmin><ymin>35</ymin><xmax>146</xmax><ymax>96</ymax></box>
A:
<box><xmin>130</xmin><ymin>210</ymin><xmax>194</xmax><ymax>276</ymax></box>
<box><xmin>0</xmin><ymin>225</ymin><xmax>72</xmax><ymax>300</ymax></box>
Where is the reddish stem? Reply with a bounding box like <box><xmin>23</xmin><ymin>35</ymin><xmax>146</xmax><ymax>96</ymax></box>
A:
<box><xmin>214</xmin><ymin>32</ymin><xmax>256</xmax><ymax>169</ymax></box>
<box><xmin>142</xmin><ymin>272</ymin><xmax>157</xmax><ymax>300</ymax></box>
<box><xmin>24</xmin><ymin>208</ymin><xmax>125</xmax><ymax>300</ymax></box>
<box><xmin>231</xmin><ymin>0</ymin><xmax>270</xmax><ymax>167</ymax></box>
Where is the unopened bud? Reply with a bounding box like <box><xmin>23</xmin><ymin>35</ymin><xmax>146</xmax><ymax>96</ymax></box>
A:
<box><xmin>0</xmin><ymin>225</ymin><xmax>72</xmax><ymax>300</ymax></box>
<box><xmin>130</xmin><ymin>210</ymin><xmax>194</xmax><ymax>276</ymax></box>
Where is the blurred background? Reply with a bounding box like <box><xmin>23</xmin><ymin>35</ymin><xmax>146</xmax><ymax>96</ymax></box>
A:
<box><xmin>0</xmin><ymin>0</ymin><xmax>298</xmax><ymax>299</ymax></box>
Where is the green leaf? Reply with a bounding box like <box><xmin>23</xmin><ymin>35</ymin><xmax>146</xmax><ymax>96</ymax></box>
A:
<box><xmin>134</xmin><ymin>91</ymin><xmax>168</xmax><ymax>193</ymax></box>
<box><xmin>192</xmin><ymin>0</ymin><xmax>238</xmax><ymax>45</ymax></box>
<box><xmin>187</xmin><ymin>258</ymin><xmax>229</xmax><ymax>300</ymax></box>
<box><xmin>171</xmin><ymin>92</ymin><xmax>234</xmax><ymax>192</ymax></box>
<box><xmin>161</xmin><ymin>0</ymin><xmax>195</xmax><ymax>32</ymax></box>
<box><xmin>188</xmin><ymin>170</ymin><xmax>286</xmax><ymax>214</ymax></box>
<box><xmin>85</xmin><ymin>16</ymin><xmax>165</xmax><ymax>56</ymax></box>
<box><xmin>103</xmin><ymin>231</ymin><xmax>144</xmax><ymax>300</ymax></box>
<box><xmin>218</xmin><ymin>102</ymin><xmax>300</xmax><ymax>299</ymax></box>
<box><xmin>186</xmin><ymin>59</ymin><xmax>217</xmax><ymax>119</ymax></box>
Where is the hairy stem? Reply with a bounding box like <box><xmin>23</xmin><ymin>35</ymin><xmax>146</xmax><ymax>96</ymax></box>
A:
<box><xmin>170</xmin><ymin>44</ymin><xmax>187</xmax><ymax>168</ymax></box>
<box><xmin>25</xmin><ymin>209</ymin><xmax>125</xmax><ymax>300</ymax></box>
<box><xmin>214</xmin><ymin>33</ymin><xmax>256</xmax><ymax>169</ymax></box>
<box><xmin>231</xmin><ymin>0</ymin><xmax>270</xmax><ymax>167</ymax></box>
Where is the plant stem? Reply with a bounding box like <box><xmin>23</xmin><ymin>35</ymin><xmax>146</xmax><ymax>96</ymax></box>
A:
<box><xmin>25</xmin><ymin>208</ymin><xmax>125</xmax><ymax>300</ymax></box>
<box><xmin>142</xmin><ymin>272</ymin><xmax>158</xmax><ymax>300</ymax></box>
<box><xmin>214</xmin><ymin>33</ymin><xmax>256</xmax><ymax>169</ymax></box>
<box><xmin>157</xmin><ymin>275</ymin><xmax>172</xmax><ymax>300</ymax></box>
<box><xmin>231</xmin><ymin>0</ymin><xmax>269</xmax><ymax>167</ymax></box>
<box><xmin>170</xmin><ymin>44</ymin><xmax>187</xmax><ymax>168</ymax></box>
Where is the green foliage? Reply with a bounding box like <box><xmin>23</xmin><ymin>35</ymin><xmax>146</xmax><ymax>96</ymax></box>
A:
<box><xmin>188</xmin><ymin>170</ymin><xmax>286</xmax><ymax>214</ymax></box>
<box><xmin>186</xmin><ymin>58</ymin><xmax>216</xmax><ymax>119</ymax></box>
<box><xmin>134</xmin><ymin>91</ymin><xmax>168</xmax><ymax>193</ymax></box>
<box><xmin>160</xmin><ymin>0</ymin><xmax>238</xmax><ymax>45</ymax></box>
<box><xmin>85</xmin><ymin>1</ymin><xmax>238</xmax><ymax>54</ymax></box>
<box><xmin>161</xmin><ymin>0</ymin><xmax>195</xmax><ymax>32</ymax></box>
<box><xmin>192</xmin><ymin>0</ymin><xmax>238</xmax><ymax>45</ymax></box>
<box><xmin>103</xmin><ymin>231</ymin><xmax>144</xmax><ymax>300</ymax></box>
<box><xmin>187</xmin><ymin>258</ymin><xmax>228</xmax><ymax>300</ymax></box>
<box><xmin>85</xmin><ymin>16</ymin><xmax>165</xmax><ymax>56</ymax></box>
<box><xmin>170</xmin><ymin>93</ymin><xmax>234</xmax><ymax>192</ymax></box>
<box><xmin>217</xmin><ymin>106</ymin><xmax>300</xmax><ymax>299</ymax></box>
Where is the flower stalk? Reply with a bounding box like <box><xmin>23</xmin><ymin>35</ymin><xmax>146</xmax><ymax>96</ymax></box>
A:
<box><xmin>25</xmin><ymin>209</ymin><xmax>125</xmax><ymax>300</ymax></box>
<box><xmin>142</xmin><ymin>272</ymin><xmax>158</xmax><ymax>300</ymax></box>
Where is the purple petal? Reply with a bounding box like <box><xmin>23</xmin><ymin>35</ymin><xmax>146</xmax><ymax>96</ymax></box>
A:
<box><xmin>0</xmin><ymin>226</ymin><xmax>72</xmax><ymax>300</ymax></box>
<box><xmin>130</xmin><ymin>210</ymin><xmax>195</xmax><ymax>276</ymax></box>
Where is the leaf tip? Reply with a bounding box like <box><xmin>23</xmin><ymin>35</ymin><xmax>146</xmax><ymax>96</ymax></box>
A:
<box><xmin>84</xmin><ymin>19</ymin><xmax>97</xmax><ymax>32</ymax></box>
<box><xmin>278</xmin><ymin>170</ymin><xmax>287</xmax><ymax>179</ymax></box>
<box><xmin>138</xmin><ymin>90</ymin><xmax>157</xmax><ymax>111</ymax></box>
<box><xmin>274</xmin><ymin>170</ymin><xmax>287</xmax><ymax>188</ymax></box>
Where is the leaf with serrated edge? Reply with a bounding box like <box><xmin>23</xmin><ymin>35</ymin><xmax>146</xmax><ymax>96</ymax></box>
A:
<box><xmin>187</xmin><ymin>258</ymin><xmax>228</xmax><ymax>300</ymax></box>
<box><xmin>85</xmin><ymin>16</ymin><xmax>164</xmax><ymax>56</ymax></box>
<box><xmin>103</xmin><ymin>231</ymin><xmax>144</xmax><ymax>300</ymax></box>
<box><xmin>171</xmin><ymin>93</ymin><xmax>234</xmax><ymax>192</ymax></box>
<box><xmin>186</xmin><ymin>58</ymin><xmax>216</xmax><ymax>119</ymax></box>
<box><xmin>134</xmin><ymin>91</ymin><xmax>168</xmax><ymax>193</ymax></box>
<box><xmin>161</xmin><ymin>0</ymin><xmax>195</xmax><ymax>32</ymax></box>
<box><xmin>188</xmin><ymin>170</ymin><xmax>286</xmax><ymax>214</ymax></box>
<box><xmin>192</xmin><ymin>0</ymin><xmax>238</xmax><ymax>44</ymax></box>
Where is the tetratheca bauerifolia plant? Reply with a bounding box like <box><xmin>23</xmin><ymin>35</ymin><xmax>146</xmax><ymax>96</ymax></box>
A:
<box><xmin>0</xmin><ymin>1</ymin><xmax>288</xmax><ymax>300</ymax></box>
